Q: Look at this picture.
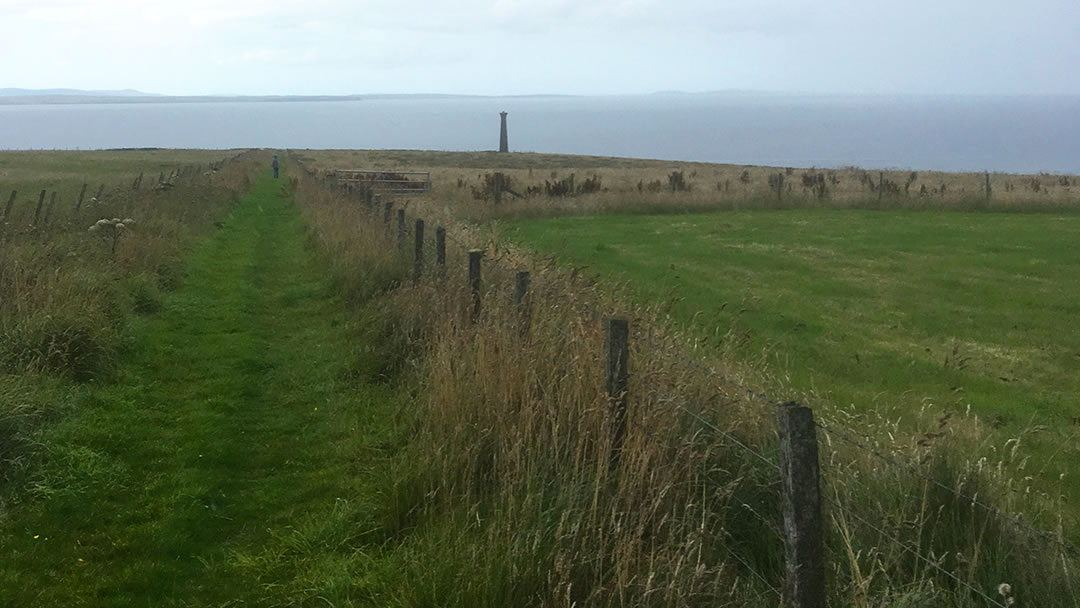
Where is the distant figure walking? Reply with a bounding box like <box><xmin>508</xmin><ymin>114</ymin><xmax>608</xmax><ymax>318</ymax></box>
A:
<box><xmin>272</xmin><ymin>154</ymin><xmax>280</xmax><ymax>179</ymax></box>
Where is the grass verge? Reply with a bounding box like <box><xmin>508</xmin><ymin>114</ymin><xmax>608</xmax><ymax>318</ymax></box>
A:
<box><xmin>1</xmin><ymin>169</ymin><xmax>408</xmax><ymax>605</ymax></box>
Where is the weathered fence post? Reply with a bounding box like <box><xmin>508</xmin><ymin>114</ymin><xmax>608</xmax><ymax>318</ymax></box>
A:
<box><xmin>43</xmin><ymin>192</ymin><xmax>57</xmax><ymax>224</ymax></box>
<box><xmin>514</xmin><ymin>271</ymin><xmax>531</xmax><ymax>340</ymax></box>
<box><xmin>75</xmin><ymin>183</ymin><xmax>88</xmax><ymax>211</ymax></box>
<box><xmin>414</xmin><ymin>219</ymin><xmax>425</xmax><ymax>282</ymax></box>
<box><xmin>3</xmin><ymin>190</ymin><xmax>16</xmax><ymax>222</ymax></box>
<box><xmin>95</xmin><ymin>184</ymin><xmax>105</xmax><ymax>201</ymax></box>
<box><xmin>985</xmin><ymin>172</ymin><xmax>992</xmax><ymax>202</ymax></box>
<box><xmin>33</xmin><ymin>190</ymin><xmax>46</xmax><ymax>225</ymax></box>
<box><xmin>396</xmin><ymin>209</ymin><xmax>406</xmax><ymax>248</ymax></box>
<box><xmin>605</xmin><ymin>318</ymin><xmax>629</xmax><ymax>466</ymax></box>
<box><xmin>776</xmin><ymin>173</ymin><xmax>785</xmax><ymax>202</ymax></box>
<box><xmin>878</xmin><ymin>172</ymin><xmax>884</xmax><ymax>203</ymax></box>
<box><xmin>777</xmin><ymin>402</ymin><xmax>826</xmax><ymax>608</ymax></box>
<box><xmin>468</xmin><ymin>249</ymin><xmax>482</xmax><ymax>323</ymax></box>
<box><xmin>493</xmin><ymin>172</ymin><xmax>505</xmax><ymax>205</ymax></box>
<box><xmin>435</xmin><ymin>227</ymin><xmax>446</xmax><ymax>277</ymax></box>
<box><xmin>133</xmin><ymin>172</ymin><xmax>143</xmax><ymax>190</ymax></box>
<box><xmin>383</xmin><ymin>201</ymin><xmax>393</xmax><ymax>232</ymax></box>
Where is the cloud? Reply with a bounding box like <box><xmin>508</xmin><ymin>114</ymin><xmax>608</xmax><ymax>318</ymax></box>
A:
<box><xmin>0</xmin><ymin>0</ymin><xmax>1077</xmax><ymax>95</ymax></box>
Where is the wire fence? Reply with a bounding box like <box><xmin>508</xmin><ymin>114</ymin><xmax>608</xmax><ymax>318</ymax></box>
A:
<box><xmin>1</xmin><ymin>159</ymin><xmax>234</xmax><ymax>237</ymax></box>
<box><xmin>297</xmin><ymin>157</ymin><xmax>1079</xmax><ymax>608</ymax></box>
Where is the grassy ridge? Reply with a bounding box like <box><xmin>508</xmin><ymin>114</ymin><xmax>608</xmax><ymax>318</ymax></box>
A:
<box><xmin>0</xmin><ymin>171</ymin><xmax>405</xmax><ymax>605</ymax></box>
<box><xmin>297</xmin><ymin>149</ymin><xmax>1080</xmax><ymax>221</ymax></box>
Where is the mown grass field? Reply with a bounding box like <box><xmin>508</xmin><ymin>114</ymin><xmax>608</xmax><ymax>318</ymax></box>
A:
<box><xmin>505</xmin><ymin>209</ymin><xmax>1080</xmax><ymax>502</ymax></box>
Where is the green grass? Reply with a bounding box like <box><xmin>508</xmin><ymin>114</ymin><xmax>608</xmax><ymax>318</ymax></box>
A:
<box><xmin>505</xmin><ymin>209</ymin><xmax>1080</xmax><ymax>515</ymax></box>
<box><xmin>0</xmin><ymin>171</ymin><xmax>404</xmax><ymax>605</ymax></box>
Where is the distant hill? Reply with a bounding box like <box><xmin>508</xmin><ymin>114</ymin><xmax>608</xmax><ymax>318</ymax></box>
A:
<box><xmin>0</xmin><ymin>88</ymin><xmax>157</xmax><ymax>97</ymax></box>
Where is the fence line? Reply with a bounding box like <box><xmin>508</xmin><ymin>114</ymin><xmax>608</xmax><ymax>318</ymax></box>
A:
<box><xmin>1</xmin><ymin>159</ymin><xmax>232</xmax><ymax>235</ymax></box>
<box><xmin>302</xmin><ymin>157</ymin><xmax>1078</xmax><ymax>608</ymax></box>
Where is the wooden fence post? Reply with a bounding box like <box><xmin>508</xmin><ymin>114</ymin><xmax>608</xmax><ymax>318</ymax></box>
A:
<box><xmin>43</xmin><ymin>192</ymin><xmax>57</xmax><ymax>224</ymax></box>
<box><xmin>3</xmin><ymin>190</ymin><xmax>16</xmax><ymax>222</ymax></box>
<box><xmin>514</xmin><ymin>271</ymin><xmax>531</xmax><ymax>340</ymax></box>
<box><xmin>396</xmin><ymin>209</ymin><xmax>406</xmax><ymax>248</ymax></box>
<box><xmin>985</xmin><ymin>172</ymin><xmax>992</xmax><ymax>202</ymax></box>
<box><xmin>493</xmin><ymin>172</ymin><xmax>504</xmax><ymax>205</ymax></box>
<box><xmin>414</xmin><ymin>219</ymin><xmax>425</xmax><ymax>281</ymax></box>
<box><xmin>95</xmin><ymin>184</ymin><xmax>105</xmax><ymax>201</ymax></box>
<box><xmin>75</xmin><ymin>183</ymin><xmax>87</xmax><ymax>211</ymax></box>
<box><xmin>33</xmin><ymin>190</ymin><xmax>46</xmax><ymax>225</ymax></box>
<box><xmin>878</xmin><ymin>172</ymin><xmax>884</xmax><ymax>203</ymax></box>
<box><xmin>435</xmin><ymin>227</ymin><xmax>446</xmax><ymax>277</ymax></box>
<box><xmin>605</xmin><ymin>318</ymin><xmax>629</xmax><ymax>466</ymax></box>
<box><xmin>468</xmin><ymin>249</ymin><xmax>482</xmax><ymax>323</ymax></box>
<box><xmin>384</xmin><ymin>201</ymin><xmax>393</xmax><ymax>232</ymax></box>
<box><xmin>777</xmin><ymin>402</ymin><xmax>826</xmax><ymax>608</ymax></box>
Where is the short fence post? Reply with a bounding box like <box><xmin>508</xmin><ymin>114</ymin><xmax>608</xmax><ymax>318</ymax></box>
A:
<box><xmin>605</xmin><ymin>318</ymin><xmax>629</xmax><ymax>466</ymax></box>
<box><xmin>43</xmin><ymin>192</ymin><xmax>57</xmax><ymax>224</ymax></box>
<box><xmin>414</xmin><ymin>219</ymin><xmax>425</xmax><ymax>281</ymax></box>
<box><xmin>75</xmin><ymin>183</ymin><xmax>88</xmax><ymax>211</ymax></box>
<box><xmin>878</xmin><ymin>172</ymin><xmax>884</xmax><ymax>203</ymax></box>
<box><xmin>435</xmin><ymin>227</ymin><xmax>446</xmax><ymax>277</ymax></box>
<box><xmin>777</xmin><ymin>172</ymin><xmax>785</xmax><ymax>202</ymax></box>
<box><xmin>514</xmin><ymin>271</ymin><xmax>531</xmax><ymax>340</ymax></box>
<box><xmin>985</xmin><ymin>172</ymin><xmax>992</xmax><ymax>202</ymax></box>
<box><xmin>95</xmin><ymin>184</ymin><xmax>105</xmax><ymax>200</ymax></box>
<box><xmin>33</xmin><ymin>190</ymin><xmax>46</xmax><ymax>225</ymax></box>
<box><xmin>777</xmin><ymin>402</ymin><xmax>826</xmax><ymax>608</ymax></box>
<box><xmin>493</xmin><ymin>172</ymin><xmax>504</xmax><ymax>205</ymax></box>
<box><xmin>396</xmin><ymin>209</ymin><xmax>406</xmax><ymax>248</ymax></box>
<box><xmin>3</xmin><ymin>190</ymin><xmax>16</xmax><ymax>222</ymax></box>
<box><xmin>383</xmin><ymin>201</ymin><xmax>393</xmax><ymax>232</ymax></box>
<box><xmin>468</xmin><ymin>250</ymin><xmax>482</xmax><ymax>323</ymax></box>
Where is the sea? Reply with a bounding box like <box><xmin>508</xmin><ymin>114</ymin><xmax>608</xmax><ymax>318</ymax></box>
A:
<box><xmin>1</xmin><ymin>94</ymin><xmax>1078</xmax><ymax>174</ymax></box>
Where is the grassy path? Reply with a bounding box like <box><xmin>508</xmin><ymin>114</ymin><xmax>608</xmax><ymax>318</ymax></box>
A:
<box><xmin>1</xmin><ymin>172</ymin><xmax>397</xmax><ymax>606</ymax></box>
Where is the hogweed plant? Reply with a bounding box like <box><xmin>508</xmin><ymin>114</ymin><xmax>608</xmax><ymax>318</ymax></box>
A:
<box><xmin>88</xmin><ymin>217</ymin><xmax>134</xmax><ymax>255</ymax></box>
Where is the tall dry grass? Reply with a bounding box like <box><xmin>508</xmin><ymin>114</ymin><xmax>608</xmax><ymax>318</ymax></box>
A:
<box><xmin>296</xmin><ymin>149</ymin><xmax>1080</xmax><ymax>221</ymax></box>
<box><xmin>291</xmin><ymin>157</ymin><xmax>1079</xmax><ymax>607</ymax></box>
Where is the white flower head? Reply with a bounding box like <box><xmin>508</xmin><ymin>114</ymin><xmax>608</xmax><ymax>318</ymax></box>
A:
<box><xmin>96</xmin><ymin>219</ymin><xmax>110</xmax><ymax>227</ymax></box>
<box><xmin>115</xmin><ymin>223</ymin><xmax>126</xmax><ymax>231</ymax></box>
<box><xmin>88</xmin><ymin>224</ymin><xmax>100</xmax><ymax>232</ymax></box>
<box><xmin>123</xmin><ymin>218</ymin><xmax>134</xmax><ymax>224</ymax></box>
<box><xmin>111</xmin><ymin>217</ymin><xmax>121</xmax><ymax>224</ymax></box>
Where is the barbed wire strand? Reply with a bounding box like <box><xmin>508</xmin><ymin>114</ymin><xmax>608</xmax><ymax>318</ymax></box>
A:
<box><xmin>815</xmin><ymin>420</ymin><xmax>1080</xmax><ymax>559</ymax></box>
<box><xmin>825</xmin><ymin>495</ymin><xmax>1009</xmax><ymax>608</ymax></box>
<box><xmin>717</xmin><ymin>540</ymin><xmax>783</xmax><ymax>599</ymax></box>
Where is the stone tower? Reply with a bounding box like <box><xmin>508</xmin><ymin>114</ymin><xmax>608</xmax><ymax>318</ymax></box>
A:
<box><xmin>499</xmin><ymin>111</ymin><xmax>509</xmax><ymax>153</ymax></box>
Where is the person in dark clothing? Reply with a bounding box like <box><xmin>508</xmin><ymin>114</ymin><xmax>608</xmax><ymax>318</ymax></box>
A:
<box><xmin>272</xmin><ymin>154</ymin><xmax>280</xmax><ymax>178</ymax></box>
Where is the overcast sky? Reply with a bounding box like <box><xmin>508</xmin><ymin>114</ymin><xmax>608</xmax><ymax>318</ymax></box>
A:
<box><xmin>2</xmin><ymin>0</ymin><xmax>1078</xmax><ymax>96</ymax></box>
